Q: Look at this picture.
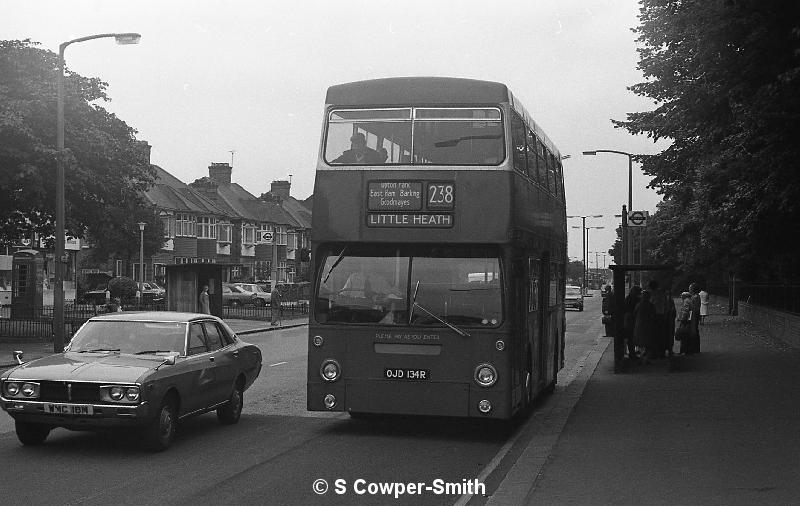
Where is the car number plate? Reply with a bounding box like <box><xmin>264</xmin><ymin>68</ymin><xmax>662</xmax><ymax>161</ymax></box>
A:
<box><xmin>384</xmin><ymin>368</ymin><xmax>430</xmax><ymax>381</ymax></box>
<box><xmin>45</xmin><ymin>403</ymin><xmax>94</xmax><ymax>415</ymax></box>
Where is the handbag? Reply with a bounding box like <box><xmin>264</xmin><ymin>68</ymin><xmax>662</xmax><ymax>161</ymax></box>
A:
<box><xmin>675</xmin><ymin>321</ymin><xmax>689</xmax><ymax>341</ymax></box>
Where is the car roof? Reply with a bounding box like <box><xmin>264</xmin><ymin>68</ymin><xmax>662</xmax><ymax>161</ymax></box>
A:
<box><xmin>88</xmin><ymin>311</ymin><xmax>221</xmax><ymax>323</ymax></box>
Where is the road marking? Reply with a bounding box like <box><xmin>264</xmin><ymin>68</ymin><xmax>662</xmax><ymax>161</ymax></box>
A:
<box><xmin>269</xmin><ymin>361</ymin><xmax>288</xmax><ymax>367</ymax></box>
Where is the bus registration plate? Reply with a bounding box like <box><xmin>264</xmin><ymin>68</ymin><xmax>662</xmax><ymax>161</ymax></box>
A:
<box><xmin>384</xmin><ymin>368</ymin><xmax>430</xmax><ymax>381</ymax></box>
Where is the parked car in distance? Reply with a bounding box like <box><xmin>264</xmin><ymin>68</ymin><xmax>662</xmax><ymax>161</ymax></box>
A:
<box><xmin>137</xmin><ymin>282</ymin><xmax>165</xmax><ymax>301</ymax></box>
<box><xmin>0</xmin><ymin>312</ymin><xmax>262</xmax><ymax>451</ymax></box>
<box><xmin>222</xmin><ymin>283</ymin><xmax>257</xmax><ymax>306</ymax></box>
<box><xmin>233</xmin><ymin>283</ymin><xmax>271</xmax><ymax>306</ymax></box>
<box><xmin>565</xmin><ymin>285</ymin><xmax>584</xmax><ymax>311</ymax></box>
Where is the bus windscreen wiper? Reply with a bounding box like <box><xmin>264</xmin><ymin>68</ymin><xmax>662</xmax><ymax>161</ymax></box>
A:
<box><xmin>409</xmin><ymin>281</ymin><xmax>470</xmax><ymax>337</ymax></box>
<box><xmin>322</xmin><ymin>246</ymin><xmax>348</xmax><ymax>284</ymax></box>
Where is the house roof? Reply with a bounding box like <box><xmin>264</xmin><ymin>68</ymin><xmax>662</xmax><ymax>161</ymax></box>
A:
<box><xmin>144</xmin><ymin>166</ymin><xmax>230</xmax><ymax>217</ymax></box>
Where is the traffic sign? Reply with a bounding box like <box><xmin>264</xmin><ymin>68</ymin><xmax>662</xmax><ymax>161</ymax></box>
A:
<box><xmin>259</xmin><ymin>231</ymin><xmax>274</xmax><ymax>243</ymax></box>
<box><xmin>628</xmin><ymin>210</ymin><xmax>648</xmax><ymax>227</ymax></box>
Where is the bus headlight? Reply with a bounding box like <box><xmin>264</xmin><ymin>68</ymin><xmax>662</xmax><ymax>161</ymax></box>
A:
<box><xmin>324</xmin><ymin>394</ymin><xmax>337</xmax><ymax>409</ymax></box>
<box><xmin>495</xmin><ymin>340</ymin><xmax>506</xmax><ymax>351</ymax></box>
<box><xmin>478</xmin><ymin>399</ymin><xmax>492</xmax><ymax>413</ymax></box>
<box><xmin>474</xmin><ymin>363</ymin><xmax>498</xmax><ymax>387</ymax></box>
<box><xmin>320</xmin><ymin>359</ymin><xmax>341</xmax><ymax>382</ymax></box>
<box><xmin>312</xmin><ymin>335</ymin><xmax>324</xmax><ymax>347</ymax></box>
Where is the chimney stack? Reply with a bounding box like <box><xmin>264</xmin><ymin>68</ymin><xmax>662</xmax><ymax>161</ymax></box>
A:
<box><xmin>209</xmin><ymin>162</ymin><xmax>232</xmax><ymax>185</ymax></box>
<box><xmin>270</xmin><ymin>180</ymin><xmax>291</xmax><ymax>199</ymax></box>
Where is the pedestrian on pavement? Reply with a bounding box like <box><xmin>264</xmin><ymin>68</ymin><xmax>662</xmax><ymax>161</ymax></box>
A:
<box><xmin>623</xmin><ymin>285</ymin><xmax>642</xmax><ymax>360</ymax></box>
<box><xmin>633</xmin><ymin>290</ymin><xmax>659</xmax><ymax>364</ymax></box>
<box><xmin>271</xmin><ymin>285</ymin><xmax>282</xmax><ymax>326</ymax></box>
<box><xmin>677</xmin><ymin>291</ymin><xmax>692</xmax><ymax>354</ymax></box>
<box><xmin>199</xmin><ymin>285</ymin><xmax>211</xmax><ymax>314</ymax></box>
<box><xmin>647</xmin><ymin>280</ymin><xmax>670</xmax><ymax>358</ymax></box>
<box><xmin>699</xmin><ymin>287</ymin><xmax>709</xmax><ymax>324</ymax></box>
<box><xmin>665</xmin><ymin>288</ymin><xmax>678</xmax><ymax>356</ymax></box>
<box><xmin>685</xmin><ymin>283</ymin><xmax>702</xmax><ymax>354</ymax></box>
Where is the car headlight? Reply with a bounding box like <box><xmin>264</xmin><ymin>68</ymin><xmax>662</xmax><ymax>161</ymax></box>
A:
<box><xmin>101</xmin><ymin>385</ymin><xmax>141</xmax><ymax>404</ymax></box>
<box><xmin>125</xmin><ymin>387</ymin><xmax>140</xmax><ymax>402</ymax></box>
<box><xmin>474</xmin><ymin>363</ymin><xmax>498</xmax><ymax>387</ymax></box>
<box><xmin>4</xmin><ymin>381</ymin><xmax>20</xmax><ymax>397</ymax></box>
<box><xmin>2</xmin><ymin>381</ymin><xmax>39</xmax><ymax>399</ymax></box>
<box><xmin>110</xmin><ymin>386</ymin><xmax>125</xmax><ymax>401</ymax></box>
<box><xmin>320</xmin><ymin>359</ymin><xmax>341</xmax><ymax>382</ymax></box>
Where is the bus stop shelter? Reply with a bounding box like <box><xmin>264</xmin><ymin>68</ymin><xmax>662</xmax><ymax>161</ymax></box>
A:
<box><xmin>610</xmin><ymin>264</ymin><xmax>676</xmax><ymax>373</ymax></box>
<box><xmin>165</xmin><ymin>264</ymin><xmax>224</xmax><ymax>317</ymax></box>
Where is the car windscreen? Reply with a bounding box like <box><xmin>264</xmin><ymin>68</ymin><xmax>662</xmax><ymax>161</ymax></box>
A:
<box><xmin>315</xmin><ymin>244</ymin><xmax>503</xmax><ymax>327</ymax></box>
<box><xmin>67</xmin><ymin>321</ymin><xmax>187</xmax><ymax>354</ymax></box>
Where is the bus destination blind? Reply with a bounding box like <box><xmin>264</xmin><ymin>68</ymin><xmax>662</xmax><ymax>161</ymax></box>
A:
<box><xmin>367</xmin><ymin>181</ymin><xmax>454</xmax><ymax>228</ymax></box>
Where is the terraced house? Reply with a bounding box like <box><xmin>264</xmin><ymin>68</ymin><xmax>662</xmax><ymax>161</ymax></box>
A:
<box><xmin>137</xmin><ymin>162</ymin><xmax>310</xmax><ymax>287</ymax></box>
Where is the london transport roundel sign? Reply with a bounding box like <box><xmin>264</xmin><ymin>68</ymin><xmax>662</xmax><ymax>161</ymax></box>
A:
<box><xmin>628</xmin><ymin>210</ymin><xmax>647</xmax><ymax>227</ymax></box>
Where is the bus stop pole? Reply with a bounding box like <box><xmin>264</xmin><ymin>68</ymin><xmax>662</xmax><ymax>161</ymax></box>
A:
<box><xmin>612</xmin><ymin>266</ymin><xmax>626</xmax><ymax>373</ymax></box>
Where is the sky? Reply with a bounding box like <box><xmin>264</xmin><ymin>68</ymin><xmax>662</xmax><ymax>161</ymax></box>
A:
<box><xmin>3</xmin><ymin>0</ymin><xmax>668</xmax><ymax>265</ymax></box>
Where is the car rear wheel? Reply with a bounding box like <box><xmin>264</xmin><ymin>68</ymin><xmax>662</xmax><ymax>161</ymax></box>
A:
<box><xmin>255</xmin><ymin>298</ymin><xmax>267</xmax><ymax>307</ymax></box>
<box><xmin>217</xmin><ymin>384</ymin><xmax>243</xmax><ymax>425</ymax></box>
<box><xmin>230</xmin><ymin>299</ymin><xmax>241</xmax><ymax>307</ymax></box>
<box><xmin>143</xmin><ymin>397</ymin><xmax>177</xmax><ymax>452</ymax></box>
<box><xmin>15</xmin><ymin>421</ymin><xmax>51</xmax><ymax>446</ymax></box>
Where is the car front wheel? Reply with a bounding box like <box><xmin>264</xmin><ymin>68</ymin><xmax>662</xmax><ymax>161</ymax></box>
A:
<box><xmin>15</xmin><ymin>421</ymin><xmax>51</xmax><ymax>446</ymax></box>
<box><xmin>143</xmin><ymin>397</ymin><xmax>177</xmax><ymax>452</ymax></box>
<box><xmin>217</xmin><ymin>384</ymin><xmax>243</xmax><ymax>425</ymax></box>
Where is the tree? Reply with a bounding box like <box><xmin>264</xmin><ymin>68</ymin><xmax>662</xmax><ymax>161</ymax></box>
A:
<box><xmin>0</xmin><ymin>39</ymin><xmax>156</xmax><ymax>252</ymax></box>
<box><xmin>614</xmin><ymin>1</ymin><xmax>800</xmax><ymax>283</ymax></box>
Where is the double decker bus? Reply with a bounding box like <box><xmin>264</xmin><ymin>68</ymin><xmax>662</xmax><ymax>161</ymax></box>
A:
<box><xmin>307</xmin><ymin>77</ymin><xmax>566</xmax><ymax>419</ymax></box>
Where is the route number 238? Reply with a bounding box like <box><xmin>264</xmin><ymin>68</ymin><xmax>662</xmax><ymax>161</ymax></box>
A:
<box><xmin>427</xmin><ymin>183</ymin><xmax>454</xmax><ymax>209</ymax></box>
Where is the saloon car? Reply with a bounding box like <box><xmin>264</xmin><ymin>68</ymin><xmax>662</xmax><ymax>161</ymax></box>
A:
<box><xmin>565</xmin><ymin>285</ymin><xmax>584</xmax><ymax>311</ymax></box>
<box><xmin>234</xmin><ymin>283</ymin><xmax>271</xmax><ymax>306</ymax></box>
<box><xmin>0</xmin><ymin>312</ymin><xmax>262</xmax><ymax>451</ymax></box>
<box><xmin>222</xmin><ymin>283</ymin><xmax>258</xmax><ymax>306</ymax></box>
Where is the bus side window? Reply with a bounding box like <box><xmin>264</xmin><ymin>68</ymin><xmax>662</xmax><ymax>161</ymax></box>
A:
<box><xmin>526</xmin><ymin>129</ymin><xmax>538</xmax><ymax>183</ymax></box>
<box><xmin>511</xmin><ymin>113</ymin><xmax>527</xmax><ymax>174</ymax></box>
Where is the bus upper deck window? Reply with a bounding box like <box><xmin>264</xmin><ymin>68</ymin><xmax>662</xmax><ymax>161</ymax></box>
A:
<box><xmin>325</xmin><ymin>109</ymin><xmax>411</xmax><ymax>165</ymax></box>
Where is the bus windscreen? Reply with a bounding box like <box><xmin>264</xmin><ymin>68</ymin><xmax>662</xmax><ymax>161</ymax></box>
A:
<box><xmin>324</xmin><ymin>108</ymin><xmax>504</xmax><ymax>166</ymax></box>
<box><xmin>315</xmin><ymin>245</ymin><xmax>503</xmax><ymax>327</ymax></box>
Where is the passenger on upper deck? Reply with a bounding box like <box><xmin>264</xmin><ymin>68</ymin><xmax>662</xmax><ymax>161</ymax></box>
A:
<box><xmin>333</xmin><ymin>133</ymin><xmax>385</xmax><ymax>164</ymax></box>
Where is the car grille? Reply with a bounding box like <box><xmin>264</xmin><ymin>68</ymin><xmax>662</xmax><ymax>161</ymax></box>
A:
<box><xmin>38</xmin><ymin>381</ymin><xmax>101</xmax><ymax>403</ymax></box>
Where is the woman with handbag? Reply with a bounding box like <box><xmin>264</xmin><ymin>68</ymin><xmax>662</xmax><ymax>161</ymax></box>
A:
<box><xmin>677</xmin><ymin>291</ymin><xmax>692</xmax><ymax>354</ymax></box>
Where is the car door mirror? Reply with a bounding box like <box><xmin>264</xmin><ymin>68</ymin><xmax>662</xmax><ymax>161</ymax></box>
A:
<box><xmin>162</xmin><ymin>354</ymin><xmax>178</xmax><ymax>366</ymax></box>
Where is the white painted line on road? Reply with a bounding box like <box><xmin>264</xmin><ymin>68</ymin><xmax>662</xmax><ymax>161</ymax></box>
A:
<box><xmin>269</xmin><ymin>361</ymin><xmax>288</xmax><ymax>367</ymax></box>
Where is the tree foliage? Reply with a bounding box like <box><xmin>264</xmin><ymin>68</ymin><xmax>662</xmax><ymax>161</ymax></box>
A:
<box><xmin>0</xmin><ymin>39</ymin><xmax>156</xmax><ymax>254</ymax></box>
<box><xmin>615</xmin><ymin>0</ymin><xmax>800</xmax><ymax>283</ymax></box>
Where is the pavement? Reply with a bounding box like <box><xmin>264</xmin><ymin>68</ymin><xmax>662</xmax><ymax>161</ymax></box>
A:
<box><xmin>487</xmin><ymin>300</ymin><xmax>800</xmax><ymax>505</ymax></box>
<box><xmin>0</xmin><ymin>316</ymin><xmax>308</xmax><ymax>369</ymax></box>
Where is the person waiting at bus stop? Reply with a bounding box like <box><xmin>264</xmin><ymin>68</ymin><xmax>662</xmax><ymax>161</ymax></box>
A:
<box><xmin>633</xmin><ymin>290</ymin><xmax>659</xmax><ymax>364</ymax></box>
<box><xmin>333</xmin><ymin>133</ymin><xmax>384</xmax><ymax>164</ymax></box>
<box><xmin>270</xmin><ymin>285</ymin><xmax>283</xmax><ymax>326</ymax></box>
<box><xmin>623</xmin><ymin>285</ymin><xmax>642</xmax><ymax>360</ymax></box>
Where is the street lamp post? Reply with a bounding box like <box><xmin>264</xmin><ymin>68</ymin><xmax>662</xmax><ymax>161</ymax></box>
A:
<box><xmin>568</xmin><ymin>215</ymin><xmax>603</xmax><ymax>294</ymax></box>
<box><xmin>138</xmin><ymin>222</ymin><xmax>146</xmax><ymax>307</ymax></box>
<box><xmin>582</xmin><ymin>150</ymin><xmax>636</xmax><ymax>286</ymax></box>
<box><xmin>585</xmin><ymin>227</ymin><xmax>604</xmax><ymax>290</ymax></box>
<box><xmin>54</xmin><ymin>32</ymin><xmax>141</xmax><ymax>353</ymax></box>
